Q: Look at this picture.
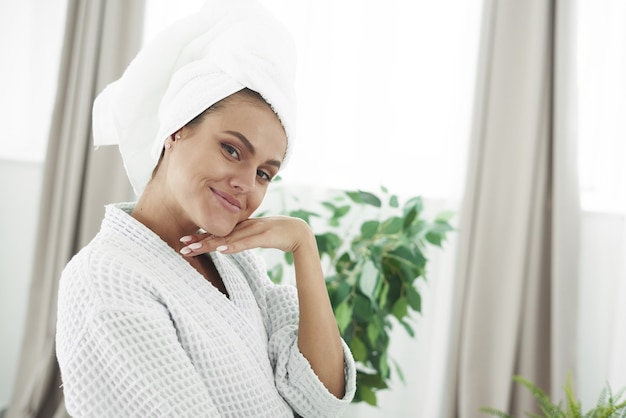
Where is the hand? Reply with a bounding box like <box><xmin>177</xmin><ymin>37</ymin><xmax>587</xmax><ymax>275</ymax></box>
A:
<box><xmin>178</xmin><ymin>216</ymin><xmax>313</xmax><ymax>257</ymax></box>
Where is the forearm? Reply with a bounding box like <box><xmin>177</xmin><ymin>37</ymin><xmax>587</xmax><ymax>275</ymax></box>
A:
<box><xmin>293</xmin><ymin>231</ymin><xmax>346</xmax><ymax>399</ymax></box>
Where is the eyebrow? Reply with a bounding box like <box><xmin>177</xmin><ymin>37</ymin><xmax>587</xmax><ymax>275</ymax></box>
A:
<box><xmin>223</xmin><ymin>130</ymin><xmax>282</xmax><ymax>168</ymax></box>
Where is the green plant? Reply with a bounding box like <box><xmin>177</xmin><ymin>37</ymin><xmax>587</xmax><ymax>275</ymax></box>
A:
<box><xmin>480</xmin><ymin>375</ymin><xmax>626</xmax><ymax>418</ymax></box>
<box><xmin>265</xmin><ymin>185</ymin><xmax>454</xmax><ymax>405</ymax></box>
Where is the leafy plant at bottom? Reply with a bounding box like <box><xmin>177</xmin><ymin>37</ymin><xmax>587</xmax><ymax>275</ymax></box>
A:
<box><xmin>266</xmin><ymin>186</ymin><xmax>454</xmax><ymax>406</ymax></box>
<box><xmin>480</xmin><ymin>375</ymin><xmax>626</xmax><ymax>418</ymax></box>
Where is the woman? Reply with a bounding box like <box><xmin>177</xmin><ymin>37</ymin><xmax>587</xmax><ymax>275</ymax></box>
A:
<box><xmin>55</xmin><ymin>1</ymin><xmax>356</xmax><ymax>417</ymax></box>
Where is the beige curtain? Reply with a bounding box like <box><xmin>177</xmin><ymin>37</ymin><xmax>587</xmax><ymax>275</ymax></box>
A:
<box><xmin>443</xmin><ymin>0</ymin><xmax>580</xmax><ymax>416</ymax></box>
<box><xmin>6</xmin><ymin>1</ymin><xmax>144</xmax><ymax>417</ymax></box>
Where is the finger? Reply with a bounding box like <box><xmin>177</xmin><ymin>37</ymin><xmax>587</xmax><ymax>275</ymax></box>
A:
<box><xmin>179</xmin><ymin>234</ymin><xmax>225</xmax><ymax>256</ymax></box>
<box><xmin>179</xmin><ymin>231</ymin><xmax>212</xmax><ymax>245</ymax></box>
<box><xmin>178</xmin><ymin>220</ymin><xmax>263</xmax><ymax>256</ymax></box>
<box><xmin>179</xmin><ymin>222</ymin><xmax>269</xmax><ymax>255</ymax></box>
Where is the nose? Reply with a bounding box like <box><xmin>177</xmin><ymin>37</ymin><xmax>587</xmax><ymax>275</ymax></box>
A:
<box><xmin>230</xmin><ymin>166</ymin><xmax>256</xmax><ymax>193</ymax></box>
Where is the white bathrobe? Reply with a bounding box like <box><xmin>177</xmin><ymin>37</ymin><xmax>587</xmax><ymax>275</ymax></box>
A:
<box><xmin>56</xmin><ymin>203</ymin><xmax>356</xmax><ymax>417</ymax></box>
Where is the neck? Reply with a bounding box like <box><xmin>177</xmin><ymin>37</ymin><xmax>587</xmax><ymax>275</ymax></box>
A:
<box><xmin>132</xmin><ymin>184</ymin><xmax>198</xmax><ymax>253</ymax></box>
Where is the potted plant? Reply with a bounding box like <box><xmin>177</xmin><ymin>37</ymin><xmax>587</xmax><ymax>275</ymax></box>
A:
<box><xmin>480</xmin><ymin>376</ymin><xmax>626</xmax><ymax>417</ymax></box>
<box><xmin>262</xmin><ymin>184</ymin><xmax>454</xmax><ymax>405</ymax></box>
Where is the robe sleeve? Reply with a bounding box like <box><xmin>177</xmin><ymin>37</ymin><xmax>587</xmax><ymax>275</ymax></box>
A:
<box><xmin>231</xmin><ymin>251</ymin><xmax>357</xmax><ymax>418</ymax></box>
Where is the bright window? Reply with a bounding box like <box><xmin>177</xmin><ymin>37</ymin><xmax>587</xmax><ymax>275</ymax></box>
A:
<box><xmin>0</xmin><ymin>0</ymin><xmax>67</xmax><ymax>162</ymax></box>
<box><xmin>577</xmin><ymin>0</ymin><xmax>626</xmax><ymax>213</ymax></box>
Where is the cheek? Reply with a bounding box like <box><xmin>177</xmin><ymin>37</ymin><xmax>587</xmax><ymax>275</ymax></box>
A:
<box><xmin>242</xmin><ymin>189</ymin><xmax>267</xmax><ymax>218</ymax></box>
<box><xmin>166</xmin><ymin>160</ymin><xmax>204</xmax><ymax>207</ymax></box>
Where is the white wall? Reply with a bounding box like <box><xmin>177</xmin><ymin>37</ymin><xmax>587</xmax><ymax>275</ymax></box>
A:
<box><xmin>0</xmin><ymin>159</ymin><xmax>44</xmax><ymax>408</ymax></box>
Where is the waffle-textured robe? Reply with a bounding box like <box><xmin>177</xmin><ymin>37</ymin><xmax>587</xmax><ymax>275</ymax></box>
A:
<box><xmin>56</xmin><ymin>203</ymin><xmax>356</xmax><ymax>417</ymax></box>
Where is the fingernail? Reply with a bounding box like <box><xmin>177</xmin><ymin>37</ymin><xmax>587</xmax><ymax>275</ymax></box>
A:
<box><xmin>216</xmin><ymin>245</ymin><xmax>228</xmax><ymax>252</ymax></box>
<box><xmin>180</xmin><ymin>235</ymin><xmax>193</xmax><ymax>243</ymax></box>
<box><xmin>180</xmin><ymin>242</ymin><xmax>201</xmax><ymax>255</ymax></box>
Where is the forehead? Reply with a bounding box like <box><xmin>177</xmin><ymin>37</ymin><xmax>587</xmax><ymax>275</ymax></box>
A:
<box><xmin>201</xmin><ymin>97</ymin><xmax>288</xmax><ymax>157</ymax></box>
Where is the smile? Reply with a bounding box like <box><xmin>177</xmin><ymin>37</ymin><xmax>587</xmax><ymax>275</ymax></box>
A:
<box><xmin>211</xmin><ymin>188</ymin><xmax>241</xmax><ymax>213</ymax></box>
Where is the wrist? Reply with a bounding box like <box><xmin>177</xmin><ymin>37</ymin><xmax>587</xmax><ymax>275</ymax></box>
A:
<box><xmin>291</xmin><ymin>219</ymin><xmax>317</xmax><ymax>255</ymax></box>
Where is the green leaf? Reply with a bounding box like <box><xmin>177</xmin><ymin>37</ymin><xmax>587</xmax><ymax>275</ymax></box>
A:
<box><xmin>399</xmin><ymin>319</ymin><xmax>415</xmax><ymax>337</ymax></box>
<box><xmin>392</xmin><ymin>245</ymin><xmax>426</xmax><ymax>270</ymax></box>
<box><xmin>382</xmin><ymin>251</ymin><xmax>423</xmax><ymax>285</ymax></box>
<box><xmin>353</xmin><ymin>293</ymin><xmax>374</xmax><ymax>321</ymax></box>
<box><xmin>435</xmin><ymin>210</ymin><xmax>455</xmax><ymax>223</ymax></box>
<box><xmin>359</xmin><ymin>259</ymin><xmax>379</xmax><ymax>300</ymax></box>
<box><xmin>564</xmin><ymin>375</ymin><xmax>581</xmax><ymax>416</ymax></box>
<box><xmin>389</xmin><ymin>194</ymin><xmax>399</xmax><ymax>208</ymax></box>
<box><xmin>403</xmin><ymin>196</ymin><xmax>423</xmax><ymax>217</ymax></box>
<box><xmin>424</xmin><ymin>221</ymin><xmax>454</xmax><ymax>247</ymax></box>
<box><xmin>335</xmin><ymin>252</ymin><xmax>353</xmax><ymax>274</ymax></box>
<box><xmin>403</xmin><ymin>206</ymin><xmax>418</xmax><ymax>231</ymax></box>
<box><xmin>425</xmin><ymin>231</ymin><xmax>443</xmax><ymax>247</ymax></box>
<box><xmin>406</xmin><ymin>285</ymin><xmax>422</xmax><ymax>312</ymax></box>
<box><xmin>316</xmin><ymin>232</ymin><xmax>342</xmax><ymax>257</ymax></box>
<box><xmin>381</xmin><ymin>216</ymin><xmax>403</xmax><ymax>235</ymax></box>
<box><xmin>361</xmin><ymin>220</ymin><xmax>380</xmax><ymax>239</ymax></box>
<box><xmin>288</xmin><ymin>209</ymin><xmax>320</xmax><ymax>224</ymax></box>
<box><xmin>392</xmin><ymin>297</ymin><xmax>408</xmax><ymax>320</ymax></box>
<box><xmin>335</xmin><ymin>301</ymin><xmax>353</xmax><ymax>333</ymax></box>
<box><xmin>379</xmin><ymin>350</ymin><xmax>389</xmax><ymax>378</ymax></box>
<box><xmin>284</xmin><ymin>252</ymin><xmax>294</xmax><ymax>265</ymax></box>
<box><xmin>349</xmin><ymin>336</ymin><xmax>367</xmax><ymax>362</ymax></box>
<box><xmin>357</xmin><ymin>371</ymin><xmax>388</xmax><ymax>389</ymax></box>
<box><xmin>329</xmin><ymin>281</ymin><xmax>351</xmax><ymax>308</ymax></box>
<box><xmin>322</xmin><ymin>202</ymin><xmax>351</xmax><ymax>220</ymax></box>
<box><xmin>358</xmin><ymin>384</ymin><xmax>378</xmax><ymax>406</ymax></box>
<box><xmin>346</xmin><ymin>190</ymin><xmax>382</xmax><ymax>207</ymax></box>
<box><xmin>391</xmin><ymin>358</ymin><xmax>406</xmax><ymax>384</ymax></box>
<box><xmin>380</xmin><ymin>185</ymin><xmax>389</xmax><ymax>193</ymax></box>
<box><xmin>378</xmin><ymin>281</ymin><xmax>390</xmax><ymax>309</ymax></box>
<box><xmin>334</xmin><ymin>205</ymin><xmax>351</xmax><ymax>218</ymax></box>
<box><xmin>321</xmin><ymin>201</ymin><xmax>337</xmax><ymax>212</ymax></box>
<box><xmin>266</xmin><ymin>263</ymin><xmax>283</xmax><ymax>284</ymax></box>
<box><xmin>512</xmin><ymin>376</ymin><xmax>561</xmax><ymax>415</ymax></box>
<box><xmin>366</xmin><ymin>321</ymin><xmax>380</xmax><ymax>345</ymax></box>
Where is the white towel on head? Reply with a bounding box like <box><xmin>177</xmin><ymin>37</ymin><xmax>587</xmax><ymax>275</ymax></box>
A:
<box><xmin>93</xmin><ymin>0</ymin><xmax>297</xmax><ymax>196</ymax></box>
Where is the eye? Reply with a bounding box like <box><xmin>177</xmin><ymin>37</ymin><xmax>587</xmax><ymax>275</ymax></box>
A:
<box><xmin>221</xmin><ymin>143</ymin><xmax>240</xmax><ymax>159</ymax></box>
<box><xmin>257</xmin><ymin>169</ymin><xmax>272</xmax><ymax>182</ymax></box>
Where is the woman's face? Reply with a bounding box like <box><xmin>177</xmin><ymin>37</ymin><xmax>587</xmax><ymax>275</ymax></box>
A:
<box><xmin>163</xmin><ymin>96</ymin><xmax>287</xmax><ymax>237</ymax></box>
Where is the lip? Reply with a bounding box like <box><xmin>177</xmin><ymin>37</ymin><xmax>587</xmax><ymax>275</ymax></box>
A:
<box><xmin>211</xmin><ymin>188</ymin><xmax>242</xmax><ymax>213</ymax></box>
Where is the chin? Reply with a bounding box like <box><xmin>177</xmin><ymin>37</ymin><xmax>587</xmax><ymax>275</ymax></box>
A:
<box><xmin>201</xmin><ymin>220</ymin><xmax>237</xmax><ymax>238</ymax></box>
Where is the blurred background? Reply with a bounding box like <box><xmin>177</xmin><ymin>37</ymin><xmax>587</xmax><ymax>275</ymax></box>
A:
<box><xmin>1</xmin><ymin>0</ymin><xmax>624</xmax><ymax>416</ymax></box>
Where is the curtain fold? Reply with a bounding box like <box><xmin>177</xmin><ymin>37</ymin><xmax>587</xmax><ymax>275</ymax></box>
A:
<box><xmin>443</xmin><ymin>0</ymin><xmax>580</xmax><ymax>416</ymax></box>
<box><xmin>6</xmin><ymin>1</ymin><xmax>144</xmax><ymax>417</ymax></box>
<box><xmin>549</xmin><ymin>0</ymin><xmax>580</xmax><ymax>399</ymax></box>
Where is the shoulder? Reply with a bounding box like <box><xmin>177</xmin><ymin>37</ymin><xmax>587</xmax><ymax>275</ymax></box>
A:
<box><xmin>59</xmin><ymin>231</ymin><xmax>162</xmax><ymax>312</ymax></box>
